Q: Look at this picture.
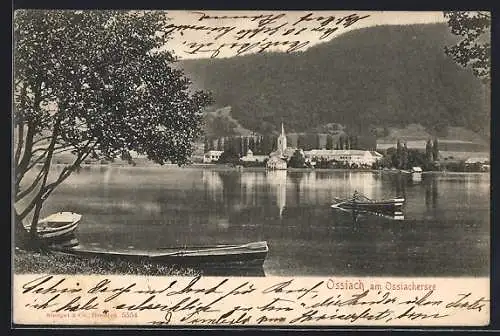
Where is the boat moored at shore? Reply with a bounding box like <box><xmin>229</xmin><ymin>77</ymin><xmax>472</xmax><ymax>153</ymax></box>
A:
<box><xmin>32</xmin><ymin>212</ymin><xmax>82</xmax><ymax>243</ymax></box>
<box><xmin>50</xmin><ymin>241</ymin><xmax>269</xmax><ymax>271</ymax></box>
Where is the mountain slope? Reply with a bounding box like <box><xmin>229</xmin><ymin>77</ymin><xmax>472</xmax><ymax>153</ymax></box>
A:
<box><xmin>181</xmin><ymin>23</ymin><xmax>490</xmax><ymax>138</ymax></box>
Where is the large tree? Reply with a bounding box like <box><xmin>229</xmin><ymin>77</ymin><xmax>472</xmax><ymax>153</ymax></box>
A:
<box><xmin>396</xmin><ymin>139</ymin><xmax>402</xmax><ymax>169</ymax></box>
<box><xmin>444</xmin><ymin>11</ymin><xmax>491</xmax><ymax>82</ymax></box>
<box><xmin>288</xmin><ymin>150</ymin><xmax>306</xmax><ymax>168</ymax></box>
<box><xmin>426</xmin><ymin>139</ymin><xmax>433</xmax><ymax>162</ymax></box>
<box><xmin>325</xmin><ymin>135</ymin><xmax>333</xmax><ymax>150</ymax></box>
<box><xmin>432</xmin><ymin>137</ymin><xmax>440</xmax><ymax>162</ymax></box>
<box><xmin>13</xmin><ymin>10</ymin><xmax>212</xmax><ymax>247</ymax></box>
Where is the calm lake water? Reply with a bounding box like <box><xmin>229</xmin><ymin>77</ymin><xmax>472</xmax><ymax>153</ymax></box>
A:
<box><xmin>35</xmin><ymin>165</ymin><xmax>490</xmax><ymax>277</ymax></box>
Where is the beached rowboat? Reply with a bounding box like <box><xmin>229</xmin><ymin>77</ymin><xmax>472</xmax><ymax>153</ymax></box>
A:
<box><xmin>52</xmin><ymin>241</ymin><xmax>269</xmax><ymax>270</ymax></box>
<box><xmin>31</xmin><ymin>212</ymin><xmax>81</xmax><ymax>241</ymax></box>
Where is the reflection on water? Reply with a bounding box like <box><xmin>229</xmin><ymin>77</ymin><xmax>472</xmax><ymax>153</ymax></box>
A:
<box><xmin>425</xmin><ymin>177</ymin><xmax>439</xmax><ymax>212</ymax></box>
<box><xmin>412</xmin><ymin>172</ymin><xmax>423</xmax><ymax>184</ymax></box>
<box><xmin>266</xmin><ymin>170</ymin><xmax>287</xmax><ymax>218</ymax></box>
<box><xmin>33</xmin><ymin>166</ymin><xmax>490</xmax><ymax>277</ymax></box>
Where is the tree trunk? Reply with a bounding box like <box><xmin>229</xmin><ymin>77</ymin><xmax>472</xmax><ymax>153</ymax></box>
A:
<box><xmin>14</xmin><ymin>207</ymin><xmax>43</xmax><ymax>251</ymax></box>
<box><xmin>14</xmin><ymin>207</ymin><xmax>30</xmax><ymax>249</ymax></box>
<box><xmin>30</xmin><ymin>200</ymin><xmax>43</xmax><ymax>238</ymax></box>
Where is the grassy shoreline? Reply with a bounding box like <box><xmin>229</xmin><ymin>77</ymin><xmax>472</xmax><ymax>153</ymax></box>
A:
<box><xmin>14</xmin><ymin>248</ymin><xmax>199</xmax><ymax>276</ymax></box>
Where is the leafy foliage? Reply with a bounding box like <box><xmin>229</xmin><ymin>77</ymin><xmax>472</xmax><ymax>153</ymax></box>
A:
<box><xmin>326</xmin><ymin>135</ymin><xmax>334</xmax><ymax>150</ymax></box>
<box><xmin>202</xmin><ymin>107</ymin><xmax>251</xmax><ymax>138</ymax></box>
<box><xmin>217</xmin><ymin>148</ymin><xmax>241</xmax><ymax>165</ymax></box>
<box><xmin>444</xmin><ymin>11</ymin><xmax>491</xmax><ymax>82</ymax></box>
<box><xmin>288</xmin><ymin>150</ymin><xmax>306</xmax><ymax>168</ymax></box>
<box><xmin>426</xmin><ymin>140</ymin><xmax>433</xmax><ymax>162</ymax></box>
<box><xmin>432</xmin><ymin>138</ymin><xmax>440</xmax><ymax>161</ymax></box>
<box><xmin>13</xmin><ymin>10</ymin><xmax>212</xmax><ymax>242</ymax></box>
<box><xmin>377</xmin><ymin>146</ymin><xmax>437</xmax><ymax>171</ymax></box>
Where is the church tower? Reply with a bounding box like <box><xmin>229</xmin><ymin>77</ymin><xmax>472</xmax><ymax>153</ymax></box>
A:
<box><xmin>277</xmin><ymin>123</ymin><xmax>287</xmax><ymax>157</ymax></box>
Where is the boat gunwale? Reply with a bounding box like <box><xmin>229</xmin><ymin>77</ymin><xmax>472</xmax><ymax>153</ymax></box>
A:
<box><xmin>38</xmin><ymin>222</ymin><xmax>79</xmax><ymax>238</ymax></box>
<box><xmin>52</xmin><ymin>241</ymin><xmax>269</xmax><ymax>259</ymax></box>
<box><xmin>33</xmin><ymin>212</ymin><xmax>82</xmax><ymax>234</ymax></box>
<box><xmin>332</xmin><ymin>197</ymin><xmax>405</xmax><ymax>208</ymax></box>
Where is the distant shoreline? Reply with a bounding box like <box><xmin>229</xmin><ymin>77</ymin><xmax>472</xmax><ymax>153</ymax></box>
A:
<box><xmin>45</xmin><ymin>162</ymin><xmax>490</xmax><ymax>175</ymax></box>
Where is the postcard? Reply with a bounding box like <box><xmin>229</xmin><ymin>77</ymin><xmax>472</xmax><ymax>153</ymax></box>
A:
<box><xmin>12</xmin><ymin>9</ymin><xmax>490</xmax><ymax>327</ymax></box>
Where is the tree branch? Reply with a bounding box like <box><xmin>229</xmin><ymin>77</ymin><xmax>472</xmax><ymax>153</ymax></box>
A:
<box><xmin>18</xmin><ymin>183</ymin><xmax>43</xmax><ymax>220</ymax></box>
<box><xmin>17</xmin><ymin>144</ymin><xmax>73</xmax><ymax>187</ymax></box>
<box><xmin>53</xmin><ymin>146</ymin><xmax>76</xmax><ymax>155</ymax></box>
<box><xmin>14</xmin><ymin>84</ymin><xmax>28</xmax><ymax>167</ymax></box>
<box><xmin>19</xmin><ymin>114</ymin><xmax>63</xmax><ymax>223</ymax></box>
<box><xmin>32</xmin><ymin>135</ymin><xmax>54</xmax><ymax>146</ymax></box>
<box><xmin>16</xmin><ymin>80</ymin><xmax>42</xmax><ymax>185</ymax></box>
<box><xmin>24</xmin><ymin>152</ymin><xmax>48</xmax><ymax>172</ymax></box>
<box><xmin>14</xmin><ymin>122</ymin><xmax>25</xmax><ymax>168</ymax></box>
<box><xmin>14</xmin><ymin>78</ymin><xmax>23</xmax><ymax>88</ymax></box>
<box><xmin>19</xmin><ymin>141</ymin><xmax>93</xmax><ymax>222</ymax></box>
<box><xmin>25</xmin><ymin>146</ymin><xmax>77</xmax><ymax>172</ymax></box>
<box><xmin>17</xmin><ymin>124</ymin><xmax>93</xmax><ymax>222</ymax></box>
<box><xmin>29</xmin><ymin>146</ymin><xmax>50</xmax><ymax>157</ymax></box>
<box><xmin>15</xmin><ymin>167</ymin><xmax>45</xmax><ymax>202</ymax></box>
<box><xmin>30</xmin><ymin>143</ymin><xmax>73</xmax><ymax>157</ymax></box>
<box><xmin>39</xmin><ymin>140</ymin><xmax>96</xmax><ymax>202</ymax></box>
<box><xmin>15</xmin><ymin>123</ymin><xmax>36</xmax><ymax>187</ymax></box>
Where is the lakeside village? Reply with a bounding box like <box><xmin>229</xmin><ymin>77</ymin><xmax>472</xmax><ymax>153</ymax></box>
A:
<box><xmin>62</xmin><ymin>123</ymin><xmax>490</xmax><ymax>173</ymax></box>
<box><xmin>197</xmin><ymin>124</ymin><xmax>489</xmax><ymax>173</ymax></box>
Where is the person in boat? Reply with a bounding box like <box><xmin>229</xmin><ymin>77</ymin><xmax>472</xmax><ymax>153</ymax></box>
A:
<box><xmin>352</xmin><ymin>190</ymin><xmax>360</xmax><ymax>202</ymax></box>
<box><xmin>352</xmin><ymin>190</ymin><xmax>371</xmax><ymax>203</ymax></box>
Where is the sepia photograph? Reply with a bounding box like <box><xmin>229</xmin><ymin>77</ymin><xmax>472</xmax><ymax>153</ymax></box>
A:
<box><xmin>12</xmin><ymin>9</ymin><xmax>491</xmax><ymax>326</ymax></box>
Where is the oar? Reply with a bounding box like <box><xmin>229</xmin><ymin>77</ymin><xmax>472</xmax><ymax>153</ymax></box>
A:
<box><xmin>331</xmin><ymin>195</ymin><xmax>357</xmax><ymax>208</ymax></box>
<box><xmin>157</xmin><ymin>242</ymin><xmax>266</xmax><ymax>252</ymax></box>
<box><xmin>331</xmin><ymin>206</ymin><xmax>352</xmax><ymax>213</ymax></box>
<box><xmin>331</xmin><ymin>201</ymin><xmax>348</xmax><ymax>208</ymax></box>
<box><xmin>157</xmin><ymin>244</ymin><xmax>238</xmax><ymax>250</ymax></box>
<box><xmin>86</xmin><ymin>248</ymin><xmax>231</xmax><ymax>259</ymax></box>
<box><xmin>152</xmin><ymin>243</ymin><xmax>266</xmax><ymax>258</ymax></box>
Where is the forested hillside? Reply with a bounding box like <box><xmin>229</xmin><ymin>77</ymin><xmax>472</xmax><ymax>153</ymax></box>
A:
<box><xmin>182</xmin><ymin>23</ymin><xmax>490</xmax><ymax>139</ymax></box>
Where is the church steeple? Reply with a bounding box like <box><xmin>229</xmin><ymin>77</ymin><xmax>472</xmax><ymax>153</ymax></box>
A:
<box><xmin>277</xmin><ymin>123</ymin><xmax>287</xmax><ymax>157</ymax></box>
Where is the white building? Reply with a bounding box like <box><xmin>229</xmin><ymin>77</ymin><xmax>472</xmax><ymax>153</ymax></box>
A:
<box><xmin>240</xmin><ymin>149</ymin><xmax>268</xmax><ymax>163</ymax></box>
<box><xmin>465</xmin><ymin>156</ymin><xmax>489</xmax><ymax>164</ymax></box>
<box><xmin>203</xmin><ymin>150</ymin><xmax>224</xmax><ymax>163</ymax></box>
<box><xmin>266</xmin><ymin>156</ymin><xmax>287</xmax><ymax>170</ymax></box>
<box><xmin>304</xmin><ymin>149</ymin><xmax>383</xmax><ymax>166</ymax></box>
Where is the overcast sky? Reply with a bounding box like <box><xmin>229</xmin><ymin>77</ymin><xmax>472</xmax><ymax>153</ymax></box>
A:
<box><xmin>161</xmin><ymin>11</ymin><xmax>447</xmax><ymax>59</ymax></box>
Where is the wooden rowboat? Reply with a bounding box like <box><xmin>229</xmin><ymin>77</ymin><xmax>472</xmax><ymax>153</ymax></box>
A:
<box><xmin>332</xmin><ymin>194</ymin><xmax>405</xmax><ymax>213</ymax></box>
<box><xmin>51</xmin><ymin>241</ymin><xmax>269</xmax><ymax>270</ymax></box>
<box><xmin>31</xmin><ymin>212</ymin><xmax>81</xmax><ymax>241</ymax></box>
<box><xmin>332</xmin><ymin>203</ymin><xmax>405</xmax><ymax>221</ymax></box>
